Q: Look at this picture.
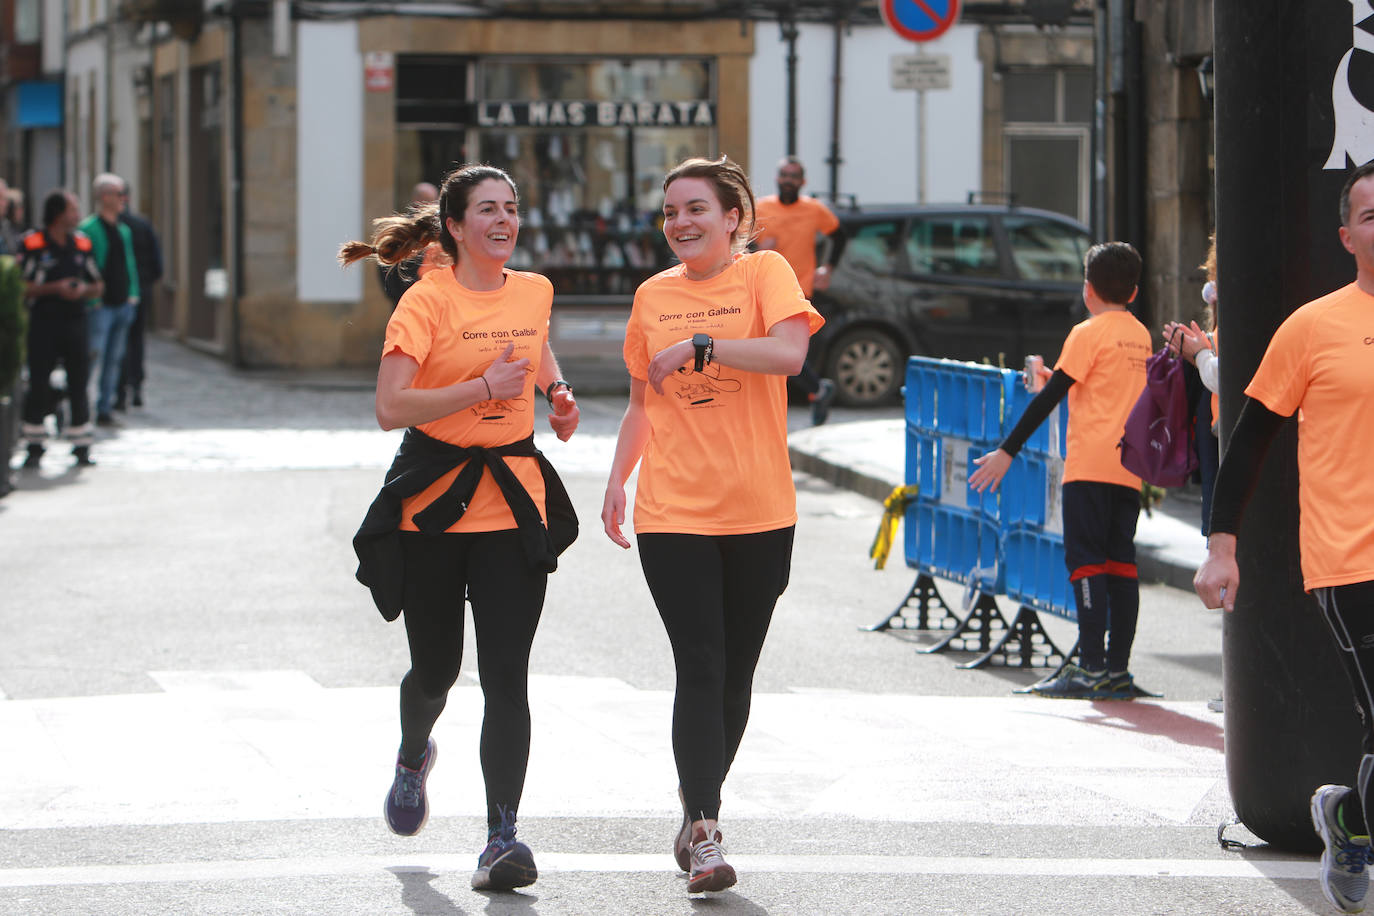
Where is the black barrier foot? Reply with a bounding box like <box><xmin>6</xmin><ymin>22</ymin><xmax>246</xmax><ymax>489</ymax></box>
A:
<box><xmin>958</xmin><ymin>604</ymin><xmax>1069</xmax><ymax>670</ymax></box>
<box><xmin>921</xmin><ymin>590</ymin><xmax>1010</xmax><ymax>656</ymax></box>
<box><xmin>863</xmin><ymin>572</ymin><xmax>961</xmax><ymax>632</ymax></box>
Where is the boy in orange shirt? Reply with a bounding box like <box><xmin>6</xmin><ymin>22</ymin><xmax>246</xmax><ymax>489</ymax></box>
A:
<box><xmin>970</xmin><ymin>242</ymin><xmax>1152</xmax><ymax>698</ymax></box>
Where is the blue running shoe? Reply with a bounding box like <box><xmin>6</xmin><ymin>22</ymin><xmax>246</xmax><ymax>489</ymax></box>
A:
<box><xmin>471</xmin><ymin>807</ymin><xmax>538</xmax><ymax>891</ymax></box>
<box><xmin>1030</xmin><ymin>664</ymin><xmax>1110</xmax><ymax>699</ymax></box>
<box><xmin>384</xmin><ymin>738</ymin><xmax>436</xmax><ymax>836</ymax></box>
<box><xmin>1312</xmin><ymin>784</ymin><xmax>1373</xmax><ymax>913</ymax></box>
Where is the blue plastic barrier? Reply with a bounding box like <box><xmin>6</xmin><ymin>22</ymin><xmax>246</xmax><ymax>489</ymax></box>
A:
<box><xmin>1003</xmin><ymin>526</ymin><xmax>1074</xmax><ymax>621</ymax></box>
<box><xmin>904</xmin><ymin>501</ymin><xmax>1004</xmax><ymax>593</ymax></box>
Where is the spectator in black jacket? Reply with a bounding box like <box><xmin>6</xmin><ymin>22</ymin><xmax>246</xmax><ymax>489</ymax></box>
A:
<box><xmin>115</xmin><ymin>183</ymin><xmax>163</xmax><ymax>410</ymax></box>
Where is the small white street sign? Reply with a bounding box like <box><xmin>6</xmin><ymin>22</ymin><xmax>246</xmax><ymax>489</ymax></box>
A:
<box><xmin>891</xmin><ymin>54</ymin><xmax>952</xmax><ymax>91</ymax></box>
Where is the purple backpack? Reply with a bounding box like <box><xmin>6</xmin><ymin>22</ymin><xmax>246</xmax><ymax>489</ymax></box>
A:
<box><xmin>1118</xmin><ymin>337</ymin><xmax>1197</xmax><ymax>488</ymax></box>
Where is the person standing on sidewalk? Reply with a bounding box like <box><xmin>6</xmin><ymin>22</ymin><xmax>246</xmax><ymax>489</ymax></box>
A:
<box><xmin>115</xmin><ymin>182</ymin><xmax>163</xmax><ymax>411</ymax></box>
<box><xmin>754</xmin><ymin>156</ymin><xmax>841</xmax><ymax>425</ymax></box>
<box><xmin>1195</xmin><ymin>159</ymin><xmax>1374</xmax><ymax>915</ymax></box>
<box><xmin>343</xmin><ymin>164</ymin><xmax>579</xmax><ymax>894</ymax></box>
<box><xmin>601</xmin><ymin>156</ymin><xmax>823</xmax><ymax>895</ymax></box>
<box><xmin>970</xmin><ymin>242</ymin><xmax>1151</xmax><ymax>699</ymax></box>
<box><xmin>78</xmin><ymin>173</ymin><xmax>139</xmax><ymax>426</ymax></box>
<box><xmin>17</xmin><ymin>190</ymin><xmax>103</xmax><ymax>467</ymax></box>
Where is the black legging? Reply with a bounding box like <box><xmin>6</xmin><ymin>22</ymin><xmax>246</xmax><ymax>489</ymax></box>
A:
<box><xmin>23</xmin><ymin>310</ymin><xmax>91</xmax><ymax>429</ymax></box>
<box><xmin>397</xmin><ymin>529</ymin><xmax>546</xmax><ymax>829</ymax></box>
<box><xmin>1313</xmin><ymin>581</ymin><xmax>1374</xmax><ymax>835</ymax></box>
<box><xmin>638</xmin><ymin>527</ymin><xmax>795</xmax><ymax>821</ymax></box>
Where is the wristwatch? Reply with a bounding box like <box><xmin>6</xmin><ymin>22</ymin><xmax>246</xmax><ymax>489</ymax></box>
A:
<box><xmin>545</xmin><ymin>379</ymin><xmax>572</xmax><ymax>406</ymax></box>
<box><xmin>692</xmin><ymin>334</ymin><xmax>713</xmax><ymax>372</ymax></box>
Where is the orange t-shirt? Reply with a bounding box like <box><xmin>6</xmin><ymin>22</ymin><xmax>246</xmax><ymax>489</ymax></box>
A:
<box><xmin>623</xmin><ymin>250</ymin><xmax>824</xmax><ymax>535</ymax></box>
<box><xmin>383</xmin><ymin>267</ymin><xmax>551</xmax><ymax>533</ymax></box>
<box><xmin>753</xmin><ymin>195</ymin><xmax>840</xmax><ymax>297</ymax></box>
<box><xmin>1053</xmin><ymin>308</ymin><xmax>1152</xmax><ymax>488</ymax></box>
<box><xmin>1245</xmin><ymin>282</ymin><xmax>1374</xmax><ymax>589</ymax></box>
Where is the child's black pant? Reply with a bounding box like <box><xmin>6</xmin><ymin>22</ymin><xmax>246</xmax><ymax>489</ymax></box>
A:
<box><xmin>1062</xmin><ymin>481</ymin><xmax>1140</xmax><ymax>673</ymax></box>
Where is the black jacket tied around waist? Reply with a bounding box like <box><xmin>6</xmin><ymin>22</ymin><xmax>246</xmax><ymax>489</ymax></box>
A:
<box><xmin>353</xmin><ymin>427</ymin><xmax>578</xmax><ymax>621</ymax></box>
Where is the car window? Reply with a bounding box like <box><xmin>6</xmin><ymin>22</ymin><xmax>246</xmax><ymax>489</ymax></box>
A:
<box><xmin>1004</xmin><ymin>216</ymin><xmax>1091</xmax><ymax>282</ymax></box>
<box><xmin>908</xmin><ymin>216</ymin><xmax>1000</xmax><ymax>278</ymax></box>
<box><xmin>838</xmin><ymin>221</ymin><xmax>902</xmax><ymax>273</ymax></box>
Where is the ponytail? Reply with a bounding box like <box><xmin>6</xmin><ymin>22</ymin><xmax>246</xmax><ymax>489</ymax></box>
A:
<box><xmin>338</xmin><ymin>203</ymin><xmax>442</xmax><ymax>267</ymax></box>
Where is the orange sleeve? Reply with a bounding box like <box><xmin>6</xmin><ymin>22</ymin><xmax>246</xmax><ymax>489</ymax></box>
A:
<box><xmin>383</xmin><ymin>284</ymin><xmax>437</xmax><ymax>364</ymax></box>
<box><xmin>623</xmin><ymin>286</ymin><xmax>651</xmax><ymax>379</ymax></box>
<box><xmin>1245</xmin><ymin>306</ymin><xmax>1312</xmax><ymax>418</ymax></box>
<box><xmin>815</xmin><ymin>199</ymin><xmax>840</xmax><ymax>236</ymax></box>
<box><xmin>754</xmin><ymin>250</ymin><xmax>824</xmax><ymax>335</ymax></box>
<box><xmin>1053</xmin><ymin>320</ymin><xmax>1095</xmax><ymax>380</ymax></box>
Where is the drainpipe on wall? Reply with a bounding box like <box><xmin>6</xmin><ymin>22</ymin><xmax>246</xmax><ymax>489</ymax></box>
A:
<box><xmin>825</xmin><ymin>12</ymin><xmax>845</xmax><ymax>202</ymax></box>
<box><xmin>229</xmin><ymin>2</ymin><xmax>246</xmax><ymax>366</ymax></box>
<box><xmin>781</xmin><ymin>13</ymin><xmax>799</xmax><ymax>155</ymax></box>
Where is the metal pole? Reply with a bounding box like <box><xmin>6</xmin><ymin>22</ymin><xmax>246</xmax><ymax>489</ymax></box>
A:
<box><xmin>826</xmin><ymin>14</ymin><xmax>844</xmax><ymax>202</ymax></box>
<box><xmin>916</xmin><ymin>45</ymin><xmax>926</xmax><ymax>204</ymax></box>
<box><xmin>783</xmin><ymin>18</ymin><xmax>799</xmax><ymax>156</ymax></box>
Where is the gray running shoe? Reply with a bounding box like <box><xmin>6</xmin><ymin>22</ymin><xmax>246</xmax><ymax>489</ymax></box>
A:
<box><xmin>1030</xmin><ymin>664</ymin><xmax>1110</xmax><ymax>699</ymax></box>
<box><xmin>384</xmin><ymin>738</ymin><xmax>436</xmax><ymax>836</ymax></box>
<box><xmin>687</xmin><ymin>825</ymin><xmax>737</xmax><ymax>894</ymax></box>
<box><xmin>1311</xmin><ymin>784</ymin><xmax>1373</xmax><ymax>913</ymax></box>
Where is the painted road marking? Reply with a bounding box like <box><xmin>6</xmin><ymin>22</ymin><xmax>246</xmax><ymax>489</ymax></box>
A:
<box><xmin>0</xmin><ymin>853</ymin><xmax>1316</xmax><ymax>889</ymax></box>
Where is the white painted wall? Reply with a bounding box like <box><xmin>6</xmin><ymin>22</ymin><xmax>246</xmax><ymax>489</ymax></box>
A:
<box><xmin>296</xmin><ymin>20</ymin><xmax>363</xmax><ymax>302</ymax></box>
<box><xmin>40</xmin><ymin>0</ymin><xmax>66</xmax><ymax>75</ymax></box>
<box><xmin>748</xmin><ymin>21</ymin><xmax>981</xmax><ymax>207</ymax></box>
<box><xmin>65</xmin><ymin>36</ymin><xmax>105</xmax><ymax>210</ymax></box>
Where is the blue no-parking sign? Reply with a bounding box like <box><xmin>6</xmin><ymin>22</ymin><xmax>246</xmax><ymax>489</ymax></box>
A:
<box><xmin>882</xmin><ymin>0</ymin><xmax>960</xmax><ymax>43</ymax></box>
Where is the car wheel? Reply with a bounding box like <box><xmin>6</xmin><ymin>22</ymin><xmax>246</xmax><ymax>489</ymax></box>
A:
<box><xmin>828</xmin><ymin>328</ymin><xmax>905</xmax><ymax>407</ymax></box>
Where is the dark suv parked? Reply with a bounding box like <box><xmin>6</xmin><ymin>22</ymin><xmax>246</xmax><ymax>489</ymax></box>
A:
<box><xmin>808</xmin><ymin>204</ymin><xmax>1094</xmax><ymax>406</ymax></box>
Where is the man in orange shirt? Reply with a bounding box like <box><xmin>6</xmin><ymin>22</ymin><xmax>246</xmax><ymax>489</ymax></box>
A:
<box><xmin>970</xmin><ymin>242</ymin><xmax>1151</xmax><ymax>699</ymax></box>
<box><xmin>1195</xmin><ymin>159</ymin><xmax>1374</xmax><ymax>915</ymax></box>
<box><xmin>755</xmin><ymin>157</ymin><xmax>841</xmax><ymax>424</ymax></box>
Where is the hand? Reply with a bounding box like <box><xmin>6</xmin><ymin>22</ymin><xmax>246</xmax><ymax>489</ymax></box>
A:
<box><xmin>1194</xmin><ymin>533</ymin><xmax>1239</xmax><ymax>612</ymax></box>
<box><xmin>813</xmin><ymin>264</ymin><xmax>831</xmax><ymax>292</ymax></box>
<box><xmin>481</xmin><ymin>343</ymin><xmax>531</xmax><ymax>400</ymax></box>
<box><xmin>547</xmin><ymin>388</ymin><xmax>579</xmax><ymax>441</ymax></box>
<box><xmin>601</xmin><ymin>484</ymin><xmax>632</xmax><ymax>549</ymax></box>
<box><xmin>968</xmin><ymin>448</ymin><xmax>1012</xmax><ymax>493</ymax></box>
<box><xmin>647</xmin><ymin>339</ymin><xmax>695</xmax><ymax>395</ymax></box>
<box><xmin>61</xmin><ymin>278</ymin><xmax>84</xmax><ymax>301</ymax></box>
<box><xmin>1163</xmin><ymin>322</ymin><xmax>1211</xmax><ymax>364</ymax></box>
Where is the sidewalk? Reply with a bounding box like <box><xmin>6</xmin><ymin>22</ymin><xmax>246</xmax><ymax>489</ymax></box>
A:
<box><xmin>787</xmin><ymin>418</ymin><xmax>1209</xmax><ymax>592</ymax></box>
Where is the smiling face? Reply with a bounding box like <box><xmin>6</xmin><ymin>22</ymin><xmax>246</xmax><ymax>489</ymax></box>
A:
<box><xmin>1340</xmin><ymin>173</ymin><xmax>1374</xmax><ymax>282</ymax></box>
<box><xmin>662</xmin><ymin>176</ymin><xmax>739</xmax><ymax>277</ymax></box>
<box><xmin>446</xmin><ymin>177</ymin><xmax>519</xmax><ymax>267</ymax></box>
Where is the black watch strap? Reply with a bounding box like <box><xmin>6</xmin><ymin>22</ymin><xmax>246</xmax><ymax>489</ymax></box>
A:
<box><xmin>692</xmin><ymin>334</ymin><xmax>711</xmax><ymax>372</ymax></box>
<box><xmin>545</xmin><ymin>379</ymin><xmax>572</xmax><ymax>406</ymax></box>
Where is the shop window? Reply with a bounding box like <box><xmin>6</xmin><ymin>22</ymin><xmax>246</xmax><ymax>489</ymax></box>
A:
<box><xmin>477</xmin><ymin>59</ymin><xmax>714</xmax><ymax>297</ymax></box>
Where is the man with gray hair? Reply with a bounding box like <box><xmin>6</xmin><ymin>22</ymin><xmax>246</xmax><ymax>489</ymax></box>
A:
<box><xmin>78</xmin><ymin>173</ymin><xmax>139</xmax><ymax>425</ymax></box>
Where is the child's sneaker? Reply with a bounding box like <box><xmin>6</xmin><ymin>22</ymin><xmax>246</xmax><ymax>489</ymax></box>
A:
<box><xmin>673</xmin><ymin>787</ymin><xmax>692</xmax><ymax>872</ymax></box>
<box><xmin>471</xmin><ymin>807</ymin><xmax>537</xmax><ymax>891</ymax></box>
<box><xmin>1030</xmin><ymin>664</ymin><xmax>1110</xmax><ymax>699</ymax></box>
<box><xmin>383</xmin><ymin>738</ymin><xmax>436</xmax><ymax>836</ymax></box>
<box><xmin>1311</xmin><ymin>784</ymin><xmax>1374</xmax><ymax>913</ymax></box>
<box><xmin>687</xmin><ymin>824</ymin><xmax>737</xmax><ymax>894</ymax></box>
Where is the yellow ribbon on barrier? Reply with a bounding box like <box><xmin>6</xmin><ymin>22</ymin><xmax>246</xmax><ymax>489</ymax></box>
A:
<box><xmin>869</xmin><ymin>484</ymin><xmax>921</xmax><ymax>570</ymax></box>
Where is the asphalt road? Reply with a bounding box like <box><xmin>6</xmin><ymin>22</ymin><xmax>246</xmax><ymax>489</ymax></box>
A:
<box><xmin>0</xmin><ymin>337</ymin><xmax>1331</xmax><ymax>916</ymax></box>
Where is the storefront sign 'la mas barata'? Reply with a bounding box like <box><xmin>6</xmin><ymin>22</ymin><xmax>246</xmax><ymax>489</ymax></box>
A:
<box><xmin>474</xmin><ymin>100</ymin><xmax>716</xmax><ymax>128</ymax></box>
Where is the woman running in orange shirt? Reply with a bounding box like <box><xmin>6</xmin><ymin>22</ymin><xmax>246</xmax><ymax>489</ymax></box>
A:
<box><xmin>601</xmin><ymin>156</ymin><xmax>824</xmax><ymax>895</ymax></box>
<box><xmin>342</xmin><ymin>164</ymin><xmax>579</xmax><ymax>893</ymax></box>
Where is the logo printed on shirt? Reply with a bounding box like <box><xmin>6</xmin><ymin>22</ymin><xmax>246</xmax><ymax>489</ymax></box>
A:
<box><xmin>668</xmin><ymin>362</ymin><xmax>741</xmax><ymax>407</ymax></box>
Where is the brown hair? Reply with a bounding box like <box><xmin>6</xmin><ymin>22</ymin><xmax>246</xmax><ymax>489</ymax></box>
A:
<box><xmin>1083</xmin><ymin>241</ymin><xmax>1141</xmax><ymax>306</ymax></box>
<box><xmin>339</xmin><ymin>164</ymin><xmax>518</xmax><ymax>268</ymax></box>
<box><xmin>662</xmin><ymin>155</ymin><xmax>756</xmax><ymax>254</ymax></box>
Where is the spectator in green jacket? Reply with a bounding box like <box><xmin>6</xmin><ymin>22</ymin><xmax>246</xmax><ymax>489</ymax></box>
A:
<box><xmin>78</xmin><ymin>173</ymin><xmax>139</xmax><ymax>426</ymax></box>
